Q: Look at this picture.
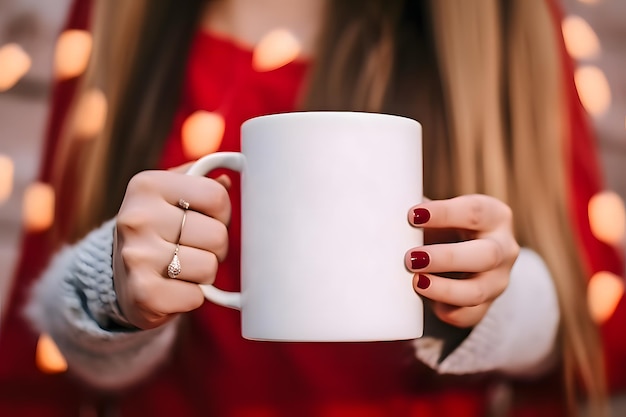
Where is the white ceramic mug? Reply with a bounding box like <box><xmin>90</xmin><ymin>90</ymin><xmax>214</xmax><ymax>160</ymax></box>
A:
<box><xmin>186</xmin><ymin>111</ymin><xmax>423</xmax><ymax>341</ymax></box>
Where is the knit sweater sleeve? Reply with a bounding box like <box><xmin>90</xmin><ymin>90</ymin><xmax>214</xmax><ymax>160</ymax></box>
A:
<box><xmin>24</xmin><ymin>219</ymin><xmax>179</xmax><ymax>390</ymax></box>
<box><xmin>413</xmin><ymin>248</ymin><xmax>560</xmax><ymax>377</ymax></box>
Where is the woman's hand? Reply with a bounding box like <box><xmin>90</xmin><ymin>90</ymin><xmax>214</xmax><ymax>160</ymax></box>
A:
<box><xmin>405</xmin><ymin>194</ymin><xmax>520</xmax><ymax>328</ymax></box>
<box><xmin>113</xmin><ymin>167</ymin><xmax>231</xmax><ymax>329</ymax></box>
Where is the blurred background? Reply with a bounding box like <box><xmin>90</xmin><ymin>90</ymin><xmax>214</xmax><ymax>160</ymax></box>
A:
<box><xmin>0</xmin><ymin>0</ymin><xmax>624</xmax><ymax>379</ymax></box>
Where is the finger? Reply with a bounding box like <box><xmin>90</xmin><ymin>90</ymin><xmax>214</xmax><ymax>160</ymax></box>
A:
<box><xmin>431</xmin><ymin>302</ymin><xmax>491</xmax><ymax>328</ymax></box>
<box><xmin>405</xmin><ymin>238</ymin><xmax>504</xmax><ymax>273</ymax></box>
<box><xmin>129</xmin><ymin>269</ymin><xmax>206</xmax><ymax>316</ymax></box>
<box><xmin>408</xmin><ymin>194</ymin><xmax>512</xmax><ymax>232</ymax></box>
<box><xmin>159</xmin><ymin>208</ymin><xmax>229</xmax><ymax>261</ymax></box>
<box><xmin>162</xmin><ymin>245</ymin><xmax>219</xmax><ymax>285</ymax></box>
<box><xmin>126</xmin><ymin>170</ymin><xmax>231</xmax><ymax>224</ymax></box>
<box><xmin>412</xmin><ymin>270</ymin><xmax>508</xmax><ymax>307</ymax></box>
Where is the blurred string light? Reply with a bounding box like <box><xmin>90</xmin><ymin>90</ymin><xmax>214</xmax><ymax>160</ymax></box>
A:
<box><xmin>181</xmin><ymin>110</ymin><xmax>225</xmax><ymax>159</ymax></box>
<box><xmin>252</xmin><ymin>28</ymin><xmax>301</xmax><ymax>72</ymax></box>
<box><xmin>560</xmin><ymin>12</ymin><xmax>612</xmax><ymax>118</ymax></box>
<box><xmin>588</xmin><ymin>190</ymin><xmax>626</xmax><ymax>245</ymax></box>
<box><xmin>575</xmin><ymin>65</ymin><xmax>611</xmax><ymax>116</ymax></box>
<box><xmin>23</xmin><ymin>182</ymin><xmax>55</xmax><ymax>232</ymax></box>
<box><xmin>54</xmin><ymin>29</ymin><xmax>92</xmax><ymax>80</ymax></box>
<box><xmin>74</xmin><ymin>87</ymin><xmax>107</xmax><ymax>139</ymax></box>
<box><xmin>0</xmin><ymin>154</ymin><xmax>14</xmax><ymax>204</ymax></box>
<box><xmin>588</xmin><ymin>271</ymin><xmax>625</xmax><ymax>323</ymax></box>
<box><xmin>561</xmin><ymin>15</ymin><xmax>600</xmax><ymax>59</ymax></box>
<box><xmin>0</xmin><ymin>43</ymin><xmax>32</xmax><ymax>92</ymax></box>
<box><xmin>36</xmin><ymin>333</ymin><xmax>67</xmax><ymax>374</ymax></box>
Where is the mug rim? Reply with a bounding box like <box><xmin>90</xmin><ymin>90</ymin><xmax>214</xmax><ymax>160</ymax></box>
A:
<box><xmin>241</xmin><ymin>111</ymin><xmax>421</xmax><ymax>130</ymax></box>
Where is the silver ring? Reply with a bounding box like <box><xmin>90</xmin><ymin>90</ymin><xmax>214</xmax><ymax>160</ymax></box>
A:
<box><xmin>167</xmin><ymin>199</ymin><xmax>190</xmax><ymax>278</ymax></box>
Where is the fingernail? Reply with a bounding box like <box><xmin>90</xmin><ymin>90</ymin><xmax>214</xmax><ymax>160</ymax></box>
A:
<box><xmin>413</xmin><ymin>208</ymin><xmax>431</xmax><ymax>225</ymax></box>
<box><xmin>410</xmin><ymin>251</ymin><xmax>430</xmax><ymax>269</ymax></box>
<box><xmin>417</xmin><ymin>274</ymin><xmax>430</xmax><ymax>289</ymax></box>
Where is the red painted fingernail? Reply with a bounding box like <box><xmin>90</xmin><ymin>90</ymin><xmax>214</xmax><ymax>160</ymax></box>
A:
<box><xmin>417</xmin><ymin>274</ymin><xmax>430</xmax><ymax>289</ymax></box>
<box><xmin>410</xmin><ymin>251</ymin><xmax>430</xmax><ymax>269</ymax></box>
<box><xmin>413</xmin><ymin>208</ymin><xmax>431</xmax><ymax>225</ymax></box>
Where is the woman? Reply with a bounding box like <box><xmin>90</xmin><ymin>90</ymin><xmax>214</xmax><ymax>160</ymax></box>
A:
<box><xmin>0</xmin><ymin>0</ymin><xmax>620</xmax><ymax>416</ymax></box>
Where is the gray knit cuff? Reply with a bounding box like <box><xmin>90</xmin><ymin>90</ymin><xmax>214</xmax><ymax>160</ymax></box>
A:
<box><xmin>24</xmin><ymin>219</ymin><xmax>179</xmax><ymax>390</ymax></box>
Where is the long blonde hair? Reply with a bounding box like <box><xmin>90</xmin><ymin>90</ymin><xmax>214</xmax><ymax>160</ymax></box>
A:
<box><xmin>429</xmin><ymin>2</ymin><xmax>606</xmax><ymax>415</ymax></box>
<box><xmin>54</xmin><ymin>0</ymin><xmax>606</xmax><ymax>414</ymax></box>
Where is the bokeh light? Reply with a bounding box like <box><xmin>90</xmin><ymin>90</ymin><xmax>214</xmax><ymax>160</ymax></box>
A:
<box><xmin>252</xmin><ymin>28</ymin><xmax>301</xmax><ymax>72</ymax></box>
<box><xmin>562</xmin><ymin>15</ymin><xmax>600</xmax><ymax>59</ymax></box>
<box><xmin>588</xmin><ymin>190</ymin><xmax>625</xmax><ymax>245</ymax></box>
<box><xmin>181</xmin><ymin>110</ymin><xmax>225</xmax><ymax>159</ymax></box>
<box><xmin>23</xmin><ymin>182</ymin><xmax>55</xmax><ymax>232</ymax></box>
<box><xmin>0</xmin><ymin>43</ymin><xmax>32</xmax><ymax>92</ymax></box>
<box><xmin>575</xmin><ymin>65</ymin><xmax>611</xmax><ymax>116</ymax></box>
<box><xmin>54</xmin><ymin>29</ymin><xmax>92</xmax><ymax>80</ymax></box>
<box><xmin>588</xmin><ymin>271</ymin><xmax>625</xmax><ymax>323</ymax></box>
<box><xmin>0</xmin><ymin>154</ymin><xmax>14</xmax><ymax>204</ymax></box>
<box><xmin>74</xmin><ymin>87</ymin><xmax>107</xmax><ymax>139</ymax></box>
<box><xmin>36</xmin><ymin>333</ymin><xmax>67</xmax><ymax>374</ymax></box>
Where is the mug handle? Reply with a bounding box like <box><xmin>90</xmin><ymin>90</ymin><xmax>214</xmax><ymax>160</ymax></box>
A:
<box><xmin>185</xmin><ymin>152</ymin><xmax>246</xmax><ymax>310</ymax></box>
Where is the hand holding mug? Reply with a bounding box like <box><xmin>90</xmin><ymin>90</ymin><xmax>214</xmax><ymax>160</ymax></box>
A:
<box><xmin>405</xmin><ymin>195</ymin><xmax>520</xmax><ymax>329</ymax></box>
<box><xmin>113</xmin><ymin>169</ymin><xmax>231</xmax><ymax>329</ymax></box>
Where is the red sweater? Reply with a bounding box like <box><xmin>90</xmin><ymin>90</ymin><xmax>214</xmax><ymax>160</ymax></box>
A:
<box><xmin>0</xmin><ymin>1</ymin><xmax>623</xmax><ymax>416</ymax></box>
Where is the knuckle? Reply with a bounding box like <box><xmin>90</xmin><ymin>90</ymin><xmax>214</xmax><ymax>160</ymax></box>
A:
<box><xmin>467</xmin><ymin>196</ymin><xmax>485</xmax><ymax>228</ymax></box>
<box><xmin>204</xmin><ymin>219</ymin><xmax>229</xmax><ymax>262</ymax></box>
<box><xmin>198</xmin><ymin>252</ymin><xmax>219</xmax><ymax>284</ymax></box>
<box><xmin>485</xmin><ymin>241</ymin><xmax>504</xmax><ymax>270</ymax></box>
<box><xmin>510</xmin><ymin>240</ymin><xmax>521</xmax><ymax>260</ymax></box>
<box><xmin>497</xmin><ymin>274</ymin><xmax>510</xmax><ymax>296</ymax></box>
<box><xmin>468</xmin><ymin>283</ymin><xmax>489</xmax><ymax>306</ymax></box>
<box><xmin>213</xmin><ymin>218</ymin><xmax>229</xmax><ymax>239</ymax></box>
<box><xmin>211</xmin><ymin>180</ymin><xmax>231</xmax><ymax>210</ymax></box>
<box><xmin>501</xmin><ymin>203</ymin><xmax>514</xmax><ymax>224</ymax></box>
<box><xmin>119</xmin><ymin>245</ymin><xmax>150</xmax><ymax>269</ymax></box>
<box><xmin>126</xmin><ymin>170</ymin><xmax>160</xmax><ymax>194</ymax></box>
<box><xmin>117</xmin><ymin>206</ymin><xmax>150</xmax><ymax>232</ymax></box>
<box><xmin>442</xmin><ymin>247</ymin><xmax>456</xmax><ymax>269</ymax></box>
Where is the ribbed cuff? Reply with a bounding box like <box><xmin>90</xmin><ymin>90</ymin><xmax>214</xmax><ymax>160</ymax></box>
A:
<box><xmin>24</xmin><ymin>219</ymin><xmax>179</xmax><ymax>390</ymax></box>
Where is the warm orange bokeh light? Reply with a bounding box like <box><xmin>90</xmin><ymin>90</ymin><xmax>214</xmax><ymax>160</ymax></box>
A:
<box><xmin>0</xmin><ymin>154</ymin><xmax>14</xmax><ymax>204</ymax></box>
<box><xmin>181</xmin><ymin>110</ymin><xmax>225</xmax><ymax>159</ymax></box>
<box><xmin>252</xmin><ymin>28</ymin><xmax>301</xmax><ymax>72</ymax></box>
<box><xmin>23</xmin><ymin>182</ymin><xmax>55</xmax><ymax>232</ymax></box>
<box><xmin>54</xmin><ymin>29</ymin><xmax>93</xmax><ymax>80</ymax></box>
<box><xmin>588</xmin><ymin>271</ymin><xmax>625</xmax><ymax>323</ymax></box>
<box><xmin>588</xmin><ymin>190</ymin><xmax>625</xmax><ymax>245</ymax></box>
<box><xmin>575</xmin><ymin>65</ymin><xmax>611</xmax><ymax>116</ymax></box>
<box><xmin>0</xmin><ymin>43</ymin><xmax>32</xmax><ymax>92</ymax></box>
<box><xmin>36</xmin><ymin>333</ymin><xmax>68</xmax><ymax>374</ymax></box>
<box><xmin>74</xmin><ymin>88</ymin><xmax>107</xmax><ymax>139</ymax></box>
<box><xmin>562</xmin><ymin>15</ymin><xmax>600</xmax><ymax>60</ymax></box>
